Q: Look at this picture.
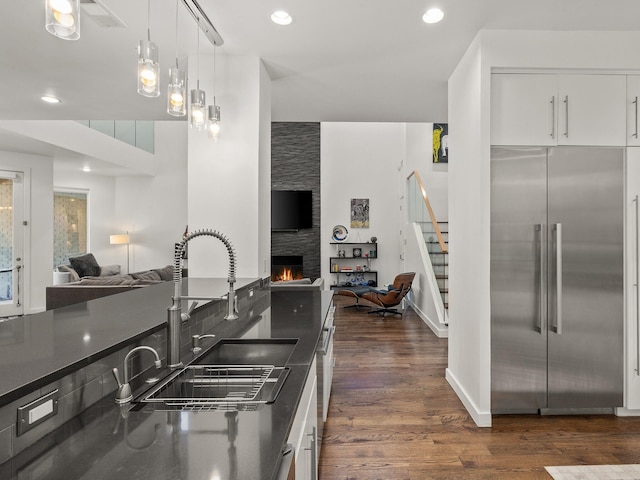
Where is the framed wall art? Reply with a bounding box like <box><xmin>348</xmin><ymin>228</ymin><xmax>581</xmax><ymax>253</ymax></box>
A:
<box><xmin>350</xmin><ymin>198</ymin><xmax>369</xmax><ymax>228</ymax></box>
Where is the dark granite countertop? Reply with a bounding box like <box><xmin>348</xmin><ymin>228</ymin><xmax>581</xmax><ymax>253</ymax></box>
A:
<box><xmin>0</xmin><ymin>278</ymin><xmax>260</xmax><ymax>407</ymax></box>
<box><xmin>0</xmin><ymin>287</ymin><xmax>334</xmax><ymax>480</ymax></box>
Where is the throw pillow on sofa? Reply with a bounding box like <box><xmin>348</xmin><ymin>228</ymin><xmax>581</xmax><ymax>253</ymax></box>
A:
<box><xmin>69</xmin><ymin>253</ymin><xmax>101</xmax><ymax>278</ymax></box>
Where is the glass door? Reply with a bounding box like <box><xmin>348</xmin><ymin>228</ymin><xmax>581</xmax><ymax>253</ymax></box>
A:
<box><xmin>0</xmin><ymin>171</ymin><xmax>23</xmax><ymax>317</ymax></box>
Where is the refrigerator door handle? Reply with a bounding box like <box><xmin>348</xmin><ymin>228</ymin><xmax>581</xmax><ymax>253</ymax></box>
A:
<box><xmin>563</xmin><ymin>96</ymin><xmax>569</xmax><ymax>138</ymax></box>
<box><xmin>634</xmin><ymin>195</ymin><xmax>639</xmax><ymax>375</ymax></box>
<box><xmin>535</xmin><ymin>224</ymin><xmax>544</xmax><ymax>334</ymax></box>
<box><xmin>550</xmin><ymin>96</ymin><xmax>556</xmax><ymax>138</ymax></box>
<box><xmin>552</xmin><ymin>223</ymin><xmax>563</xmax><ymax>334</ymax></box>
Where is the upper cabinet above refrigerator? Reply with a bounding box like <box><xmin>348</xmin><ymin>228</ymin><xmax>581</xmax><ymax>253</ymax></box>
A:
<box><xmin>491</xmin><ymin>73</ymin><xmax>627</xmax><ymax>147</ymax></box>
<box><xmin>626</xmin><ymin>76</ymin><xmax>640</xmax><ymax>146</ymax></box>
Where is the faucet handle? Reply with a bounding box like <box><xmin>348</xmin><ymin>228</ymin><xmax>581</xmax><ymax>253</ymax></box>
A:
<box><xmin>181</xmin><ymin>301</ymin><xmax>199</xmax><ymax>321</ymax></box>
<box><xmin>112</xmin><ymin>367</ymin><xmax>123</xmax><ymax>387</ymax></box>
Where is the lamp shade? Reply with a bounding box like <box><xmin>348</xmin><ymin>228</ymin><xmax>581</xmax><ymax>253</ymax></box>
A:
<box><xmin>46</xmin><ymin>0</ymin><xmax>80</xmax><ymax>40</ymax></box>
<box><xmin>110</xmin><ymin>234</ymin><xmax>130</xmax><ymax>245</ymax></box>
<box><xmin>137</xmin><ymin>40</ymin><xmax>160</xmax><ymax>97</ymax></box>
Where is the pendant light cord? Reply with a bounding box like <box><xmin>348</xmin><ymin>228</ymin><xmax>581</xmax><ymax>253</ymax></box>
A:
<box><xmin>174</xmin><ymin>0</ymin><xmax>179</xmax><ymax>68</ymax></box>
<box><xmin>147</xmin><ymin>0</ymin><xmax>151</xmax><ymax>41</ymax></box>
<box><xmin>213</xmin><ymin>45</ymin><xmax>216</xmax><ymax>103</ymax></box>
<box><xmin>196</xmin><ymin>16</ymin><xmax>200</xmax><ymax>90</ymax></box>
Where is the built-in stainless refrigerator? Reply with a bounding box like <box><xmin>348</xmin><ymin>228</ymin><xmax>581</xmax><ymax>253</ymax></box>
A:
<box><xmin>491</xmin><ymin>146</ymin><xmax>624</xmax><ymax>413</ymax></box>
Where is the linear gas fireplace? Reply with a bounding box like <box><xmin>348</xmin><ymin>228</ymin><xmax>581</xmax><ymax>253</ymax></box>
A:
<box><xmin>271</xmin><ymin>255</ymin><xmax>303</xmax><ymax>282</ymax></box>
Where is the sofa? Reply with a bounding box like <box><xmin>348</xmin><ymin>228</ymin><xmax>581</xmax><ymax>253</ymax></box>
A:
<box><xmin>46</xmin><ymin>253</ymin><xmax>178</xmax><ymax>310</ymax></box>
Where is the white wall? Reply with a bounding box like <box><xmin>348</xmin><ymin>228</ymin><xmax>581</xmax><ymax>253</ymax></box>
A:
<box><xmin>320</xmin><ymin>123</ymin><xmax>405</xmax><ymax>288</ymax></box>
<box><xmin>0</xmin><ymin>152</ymin><xmax>52</xmax><ymax>313</ymax></box>
<box><xmin>114</xmin><ymin>121</ymin><xmax>188</xmax><ymax>273</ymax></box>
<box><xmin>258</xmin><ymin>61</ymin><xmax>272</xmax><ymax>279</ymax></box>
<box><xmin>447</xmin><ymin>36</ymin><xmax>492</xmax><ymax>427</ymax></box>
<box><xmin>187</xmin><ymin>54</ymin><xmax>269</xmax><ymax>279</ymax></box>
<box><xmin>404</xmin><ymin>123</ymin><xmax>448</xmax><ymax>221</ymax></box>
<box><xmin>447</xmin><ymin>30</ymin><xmax>640</xmax><ymax>427</ymax></box>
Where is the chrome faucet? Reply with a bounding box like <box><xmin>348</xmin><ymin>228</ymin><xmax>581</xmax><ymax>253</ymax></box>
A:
<box><xmin>167</xmin><ymin>229</ymin><xmax>238</xmax><ymax>368</ymax></box>
<box><xmin>113</xmin><ymin>346</ymin><xmax>162</xmax><ymax>404</ymax></box>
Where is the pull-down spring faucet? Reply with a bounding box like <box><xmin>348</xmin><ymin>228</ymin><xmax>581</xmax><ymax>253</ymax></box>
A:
<box><xmin>167</xmin><ymin>229</ymin><xmax>238</xmax><ymax>368</ymax></box>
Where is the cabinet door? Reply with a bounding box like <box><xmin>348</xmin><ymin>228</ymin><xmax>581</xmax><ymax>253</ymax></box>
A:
<box><xmin>557</xmin><ymin>74</ymin><xmax>626</xmax><ymax>146</ymax></box>
<box><xmin>627</xmin><ymin>76</ymin><xmax>640</xmax><ymax>146</ymax></box>
<box><xmin>625</xmin><ymin>148</ymin><xmax>640</xmax><ymax>409</ymax></box>
<box><xmin>491</xmin><ymin>74</ymin><xmax>558</xmax><ymax>146</ymax></box>
<box><xmin>294</xmin><ymin>377</ymin><xmax>318</xmax><ymax>480</ymax></box>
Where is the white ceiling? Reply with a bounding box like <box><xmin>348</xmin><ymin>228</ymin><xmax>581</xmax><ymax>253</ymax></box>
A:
<box><xmin>2</xmin><ymin>0</ymin><xmax>640</xmax><ymax>165</ymax></box>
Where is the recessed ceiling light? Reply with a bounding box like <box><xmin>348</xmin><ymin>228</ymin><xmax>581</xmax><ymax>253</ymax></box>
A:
<box><xmin>82</xmin><ymin>166</ymin><xmax>91</xmax><ymax>172</ymax></box>
<box><xmin>423</xmin><ymin>8</ymin><xmax>444</xmax><ymax>24</ymax></box>
<box><xmin>41</xmin><ymin>95</ymin><xmax>61</xmax><ymax>104</ymax></box>
<box><xmin>271</xmin><ymin>10</ymin><xmax>292</xmax><ymax>26</ymax></box>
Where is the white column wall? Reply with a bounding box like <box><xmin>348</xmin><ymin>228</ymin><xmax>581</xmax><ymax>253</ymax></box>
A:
<box><xmin>447</xmin><ymin>30</ymin><xmax>640</xmax><ymax>426</ymax></box>
<box><xmin>320</xmin><ymin>122</ymin><xmax>404</xmax><ymax>288</ymax></box>
<box><xmin>187</xmin><ymin>55</ymin><xmax>269</xmax><ymax>279</ymax></box>
<box><xmin>447</xmin><ymin>36</ymin><xmax>492</xmax><ymax>427</ymax></box>
<box><xmin>258</xmin><ymin>62</ymin><xmax>272</xmax><ymax>279</ymax></box>
<box><xmin>114</xmin><ymin>121</ymin><xmax>188</xmax><ymax>273</ymax></box>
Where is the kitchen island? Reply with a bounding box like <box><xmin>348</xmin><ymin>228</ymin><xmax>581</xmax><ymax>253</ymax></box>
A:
<box><xmin>0</xmin><ymin>279</ymin><xmax>333</xmax><ymax>480</ymax></box>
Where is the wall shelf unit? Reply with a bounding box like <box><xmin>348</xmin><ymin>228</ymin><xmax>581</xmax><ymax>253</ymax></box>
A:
<box><xmin>329</xmin><ymin>242</ymin><xmax>377</xmax><ymax>289</ymax></box>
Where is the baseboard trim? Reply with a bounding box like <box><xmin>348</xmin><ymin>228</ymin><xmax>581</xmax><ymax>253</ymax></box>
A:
<box><xmin>407</xmin><ymin>301</ymin><xmax>448</xmax><ymax>338</ymax></box>
<box><xmin>445</xmin><ymin>368</ymin><xmax>492</xmax><ymax>427</ymax></box>
<box><xmin>615</xmin><ymin>407</ymin><xmax>640</xmax><ymax>416</ymax></box>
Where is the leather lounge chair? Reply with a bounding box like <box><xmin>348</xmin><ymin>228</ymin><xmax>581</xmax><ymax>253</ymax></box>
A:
<box><xmin>336</xmin><ymin>272</ymin><xmax>416</xmax><ymax>316</ymax></box>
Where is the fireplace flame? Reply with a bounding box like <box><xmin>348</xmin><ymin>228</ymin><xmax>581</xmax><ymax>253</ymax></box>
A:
<box><xmin>281</xmin><ymin>267</ymin><xmax>294</xmax><ymax>281</ymax></box>
<box><xmin>272</xmin><ymin>266</ymin><xmax>303</xmax><ymax>282</ymax></box>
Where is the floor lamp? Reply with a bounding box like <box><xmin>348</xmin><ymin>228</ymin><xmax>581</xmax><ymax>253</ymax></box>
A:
<box><xmin>110</xmin><ymin>232</ymin><xmax>130</xmax><ymax>274</ymax></box>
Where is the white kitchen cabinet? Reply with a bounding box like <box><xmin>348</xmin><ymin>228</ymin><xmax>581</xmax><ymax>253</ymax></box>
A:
<box><xmin>491</xmin><ymin>73</ymin><xmax>626</xmax><ymax>146</ymax></box>
<box><xmin>491</xmin><ymin>74</ymin><xmax>558</xmax><ymax>146</ymax></box>
<box><xmin>557</xmin><ymin>74</ymin><xmax>626</xmax><ymax>146</ymax></box>
<box><xmin>627</xmin><ymin>76</ymin><xmax>640</xmax><ymax>146</ymax></box>
<box><xmin>287</xmin><ymin>356</ymin><xmax>318</xmax><ymax>480</ymax></box>
<box><xmin>624</xmin><ymin>148</ymin><xmax>640</xmax><ymax>410</ymax></box>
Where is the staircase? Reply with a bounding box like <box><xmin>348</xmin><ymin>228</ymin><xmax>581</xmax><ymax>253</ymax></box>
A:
<box><xmin>421</xmin><ymin>221</ymin><xmax>449</xmax><ymax>310</ymax></box>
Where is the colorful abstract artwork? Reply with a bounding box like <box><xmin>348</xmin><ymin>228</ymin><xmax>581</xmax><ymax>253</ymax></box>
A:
<box><xmin>433</xmin><ymin>123</ymin><xmax>449</xmax><ymax>163</ymax></box>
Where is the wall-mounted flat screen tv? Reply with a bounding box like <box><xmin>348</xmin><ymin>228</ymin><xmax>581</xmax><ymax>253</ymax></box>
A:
<box><xmin>272</xmin><ymin>190</ymin><xmax>312</xmax><ymax>230</ymax></box>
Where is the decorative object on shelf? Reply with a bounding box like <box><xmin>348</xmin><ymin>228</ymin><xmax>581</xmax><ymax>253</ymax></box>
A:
<box><xmin>338</xmin><ymin>250</ymin><xmax>346</xmax><ymax>258</ymax></box>
<box><xmin>433</xmin><ymin>123</ymin><xmax>449</xmax><ymax>163</ymax></box>
<box><xmin>332</xmin><ymin>225</ymin><xmax>349</xmax><ymax>242</ymax></box>
<box><xmin>350</xmin><ymin>198</ymin><xmax>369</xmax><ymax>228</ymax></box>
<box><xmin>370</xmin><ymin>236</ymin><xmax>377</xmax><ymax>243</ymax></box>
<box><xmin>352</xmin><ymin>247</ymin><xmax>362</xmax><ymax>257</ymax></box>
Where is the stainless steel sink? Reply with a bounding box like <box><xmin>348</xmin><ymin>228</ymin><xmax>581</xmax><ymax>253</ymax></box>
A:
<box><xmin>139</xmin><ymin>364</ymin><xmax>290</xmax><ymax>411</ymax></box>
<box><xmin>193</xmin><ymin>338</ymin><xmax>298</xmax><ymax>366</ymax></box>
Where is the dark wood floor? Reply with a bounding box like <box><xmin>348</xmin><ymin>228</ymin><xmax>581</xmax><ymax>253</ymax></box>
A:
<box><xmin>319</xmin><ymin>296</ymin><xmax>640</xmax><ymax>479</ymax></box>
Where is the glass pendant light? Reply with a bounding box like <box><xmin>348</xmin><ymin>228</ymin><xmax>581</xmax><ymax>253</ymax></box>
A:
<box><xmin>208</xmin><ymin>46</ymin><xmax>221</xmax><ymax>141</ymax></box>
<box><xmin>167</xmin><ymin>0</ymin><xmax>186</xmax><ymax>116</ymax></box>
<box><xmin>208</xmin><ymin>104</ymin><xmax>221</xmax><ymax>141</ymax></box>
<box><xmin>45</xmin><ymin>0</ymin><xmax>80</xmax><ymax>40</ymax></box>
<box><xmin>137</xmin><ymin>0</ymin><xmax>160</xmax><ymax>97</ymax></box>
<box><xmin>190</xmin><ymin>18</ymin><xmax>206</xmax><ymax>130</ymax></box>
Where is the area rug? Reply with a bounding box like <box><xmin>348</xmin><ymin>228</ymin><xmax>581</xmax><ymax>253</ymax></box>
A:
<box><xmin>545</xmin><ymin>465</ymin><xmax>640</xmax><ymax>479</ymax></box>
